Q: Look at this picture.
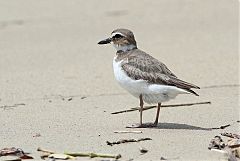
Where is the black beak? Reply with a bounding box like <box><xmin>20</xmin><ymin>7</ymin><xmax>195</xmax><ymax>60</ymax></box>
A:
<box><xmin>98</xmin><ymin>38</ymin><xmax>112</xmax><ymax>45</ymax></box>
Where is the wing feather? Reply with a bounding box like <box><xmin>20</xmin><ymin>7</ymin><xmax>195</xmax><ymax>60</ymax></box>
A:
<box><xmin>121</xmin><ymin>49</ymin><xmax>200</xmax><ymax>95</ymax></box>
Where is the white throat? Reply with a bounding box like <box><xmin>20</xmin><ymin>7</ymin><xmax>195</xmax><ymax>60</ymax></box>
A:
<box><xmin>112</xmin><ymin>44</ymin><xmax>136</xmax><ymax>52</ymax></box>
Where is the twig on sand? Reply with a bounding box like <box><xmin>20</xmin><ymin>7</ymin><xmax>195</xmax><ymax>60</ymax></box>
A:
<box><xmin>106</xmin><ymin>138</ymin><xmax>152</xmax><ymax>146</ymax></box>
<box><xmin>64</xmin><ymin>152</ymin><xmax>121</xmax><ymax>159</ymax></box>
<box><xmin>37</xmin><ymin>147</ymin><xmax>54</xmax><ymax>154</ymax></box>
<box><xmin>228</xmin><ymin>144</ymin><xmax>240</xmax><ymax>149</ymax></box>
<box><xmin>111</xmin><ymin>101</ymin><xmax>211</xmax><ymax>114</ymax></box>
<box><xmin>210</xmin><ymin>120</ymin><xmax>240</xmax><ymax>130</ymax></box>
<box><xmin>114</xmin><ymin>130</ymin><xmax>142</xmax><ymax>134</ymax></box>
<box><xmin>211</xmin><ymin>124</ymin><xmax>231</xmax><ymax>130</ymax></box>
<box><xmin>37</xmin><ymin>147</ymin><xmax>121</xmax><ymax>159</ymax></box>
<box><xmin>0</xmin><ymin>103</ymin><xmax>25</xmax><ymax>110</ymax></box>
<box><xmin>221</xmin><ymin>132</ymin><xmax>240</xmax><ymax>139</ymax></box>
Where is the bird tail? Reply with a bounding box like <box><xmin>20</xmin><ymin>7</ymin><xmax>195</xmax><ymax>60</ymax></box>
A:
<box><xmin>184</xmin><ymin>88</ymin><xmax>199</xmax><ymax>96</ymax></box>
<box><xmin>169</xmin><ymin>77</ymin><xmax>200</xmax><ymax>96</ymax></box>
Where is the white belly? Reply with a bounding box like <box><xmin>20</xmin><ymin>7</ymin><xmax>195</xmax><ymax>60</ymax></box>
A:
<box><xmin>112</xmin><ymin>58</ymin><xmax>189</xmax><ymax>104</ymax></box>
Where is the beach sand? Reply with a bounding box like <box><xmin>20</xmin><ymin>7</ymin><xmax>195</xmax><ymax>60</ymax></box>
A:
<box><xmin>0</xmin><ymin>0</ymin><xmax>239</xmax><ymax>160</ymax></box>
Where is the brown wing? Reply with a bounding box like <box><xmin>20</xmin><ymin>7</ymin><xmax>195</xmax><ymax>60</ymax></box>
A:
<box><xmin>121</xmin><ymin>49</ymin><xmax>200</xmax><ymax>95</ymax></box>
<box><xmin>124</xmin><ymin>49</ymin><xmax>177</xmax><ymax>77</ymax></box>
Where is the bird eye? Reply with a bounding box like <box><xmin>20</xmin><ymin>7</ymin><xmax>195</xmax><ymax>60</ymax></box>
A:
<box><xmin>113</xmin><ymin>34</ymin><xmax>123</xmax><ymax>39</ymax></box>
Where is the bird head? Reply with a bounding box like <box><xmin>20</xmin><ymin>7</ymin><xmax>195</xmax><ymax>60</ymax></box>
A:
<box><xmin>98</xmin><ymin>28</ymin><xmax>137</xmax><ymax>52</ymax></box>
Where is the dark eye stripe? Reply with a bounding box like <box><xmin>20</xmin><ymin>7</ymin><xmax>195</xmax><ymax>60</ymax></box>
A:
<box><xmin>113</xmin><ymin>34</ymin><xmax>123</xmax><ymax>39</ymax></box>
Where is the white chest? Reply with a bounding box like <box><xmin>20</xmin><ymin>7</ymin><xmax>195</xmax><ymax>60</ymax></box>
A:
<box><xmin>112</xmin><ymin>58</ymin><xmax>148</xmax><ymax>96</ymax></box>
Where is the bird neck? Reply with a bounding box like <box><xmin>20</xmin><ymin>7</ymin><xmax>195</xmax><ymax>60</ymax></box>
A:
<box><xmin>113</xmin><ymin>44</ymin><xmax>137</xmax><ymax>52</ymax></box>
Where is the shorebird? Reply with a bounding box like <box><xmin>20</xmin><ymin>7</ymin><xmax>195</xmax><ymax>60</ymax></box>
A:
<box><xmin>98</xmin><ymin>28</ymin><xmax>200</xmax><ymax>128</ymax></box>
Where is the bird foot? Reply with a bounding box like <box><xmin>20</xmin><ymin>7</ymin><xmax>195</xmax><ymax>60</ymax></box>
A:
<box><xmin>126</xmin><ymin>123</ymin><xmax>158</xmax><ymax>128</ymax></box>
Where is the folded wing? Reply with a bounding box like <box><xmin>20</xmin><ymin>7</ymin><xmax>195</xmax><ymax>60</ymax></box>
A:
<box><xmin>121</xmin><ymin>49</ymin><xmax>200</xmax><ymax>95</ymax></box>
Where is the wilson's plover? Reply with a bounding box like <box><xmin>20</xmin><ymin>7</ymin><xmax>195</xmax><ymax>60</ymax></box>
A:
<box><xmin>98</xmin><ymin>28</ymin><xmax>200</xmax><ymax>128</ymax></box>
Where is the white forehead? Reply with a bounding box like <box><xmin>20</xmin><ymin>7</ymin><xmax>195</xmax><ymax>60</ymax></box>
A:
<box><xmin>111</xmin><ymin>32</ymin><xmax>125</xmax><ymax>37</ymax></box>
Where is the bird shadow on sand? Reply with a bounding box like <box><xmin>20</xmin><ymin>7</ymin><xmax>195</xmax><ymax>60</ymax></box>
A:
<box><xmin>127</xmin><ymin>122</ymin><xmax>213</xmax><ymax>130</ymax></box>
<box><xmin>155</xmin><ymin>122</ymin><xmax>212</xmax><ymax>130</ymax></box>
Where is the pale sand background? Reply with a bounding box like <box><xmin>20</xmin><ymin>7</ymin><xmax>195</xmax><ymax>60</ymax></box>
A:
<box><xmin>0</xmin><ymin>0</ymin><xmax>239</xmax><ymax>160</ymax></box>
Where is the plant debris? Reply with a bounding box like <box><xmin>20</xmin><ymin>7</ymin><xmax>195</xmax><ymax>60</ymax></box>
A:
<box><xmin>37</xmin><ymin>147</ymin><xmax>121</xmax><ymax>159</ymax></box>
<box><xmin>0</xmin><ymin>147</ymin><xmax>33</xmax><ymax>159</ymax></box>
<box><xmin>114</xmin><ymin>130</ymin><xmax>142</xmax><ymax>134</ymax></box>
<box><xmin>48</xmin><ymin>153</ymin><xmax>74</xmax><ymax>160</ymax></box>
<box><xmin>111</xmin><ymin>101</ymin><xmax>211</xmax><ymax>114</ymax></box>
<box><xmin>139</xmin><ymin>147</ymin><xmax>148</xmax><ymax>154</ymax></box>
<box><xmin>221</xmin><ymin>132</ymin><xmax>240</xmax><ymax>139</ymax></box>
<box><xmin>208</xmin><ymin>136</ymin><xmax>226</xmax><ymax>150</ymax></box>
<box><xmin>209</xmin><ymin>121</ymin><xmax>240</xmax><ymax>130</ymax></box>
<box><xmin>32</xmin><ymin>133</ymin><xmax>41</xmax><ymax>137</ymax></box>
<box><xmin>65</xmin><ymin>152</ymin><xmax>121</xmax><ymax>159</ymax></box>
<box><xmin>160</xmin><ymin>156</ymin><xmax>180</xmax><ymax>160</ymax></box>
<box><xmin>160</xmin><ymin>157</ymin><xmax>167</xmax><ymax>160</ymax></box>
<box><xmin>106</xmin><ymin>138</ymin><xmax>152</xmax><ymax>146</ymax></box>
<box><xmin>209</xmin><ymin>133</ymin><xmax>240</xmax><ymax>160</ymax></box>
<box><xmin>211</xmin><ymin>124</ymin><xmax>231</xmax><ymax>130</ymax></box>
<box><xmin>0</xmin><ymin>103</ymin><xmax>26</xmax><ymax>110</ymax></box>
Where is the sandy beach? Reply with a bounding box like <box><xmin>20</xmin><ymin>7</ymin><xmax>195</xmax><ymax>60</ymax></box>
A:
<box><xmin>0</xmin><ymin>0</ymin><xmax>239</xmax><ymax>160</ymax></box>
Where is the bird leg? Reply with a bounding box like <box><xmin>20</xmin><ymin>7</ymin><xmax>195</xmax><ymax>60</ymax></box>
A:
<box><xmin>153</xmin><ymin>103</ymin><xmax>161</xmax><ymax>126</ymax></box>
<box><xmin>139</xmin><ymin>94</ymin><xmax>144</xmax><ymax>126</ymax></box>
<box><xmin>127</xmin><ymin>95</ymin><xmax>162</xmax><ymax>128</ymax></box>
<box><xmin>126</xmin><ymin>94</ymin><xmax>144</xmax><ymax>128</ymax></box>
